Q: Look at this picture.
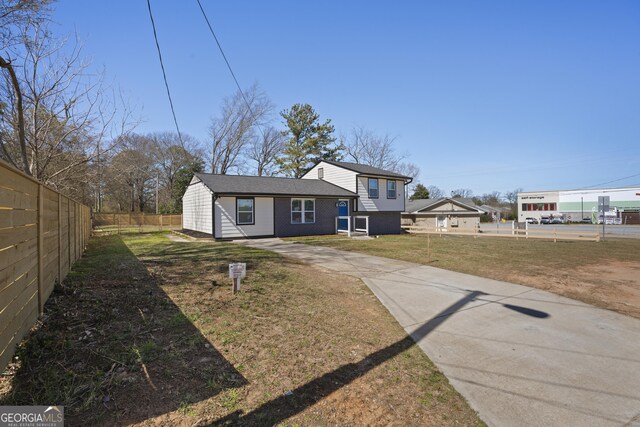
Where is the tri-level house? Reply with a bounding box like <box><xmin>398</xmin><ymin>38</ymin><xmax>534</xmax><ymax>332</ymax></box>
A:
<box><xmin>182</xmin><ymin>160</ymin><xmax>412</xmax><ymax>239</ymax></box>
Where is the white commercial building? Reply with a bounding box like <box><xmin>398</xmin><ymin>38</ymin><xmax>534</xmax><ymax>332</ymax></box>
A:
<box><xmin>517</xmin><ymin>186</ymin><xmax>640</xmax><ymax>223</ymax></box>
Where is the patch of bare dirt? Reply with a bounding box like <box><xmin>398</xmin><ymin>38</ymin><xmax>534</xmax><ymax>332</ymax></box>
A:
<box><xmin>506</xmin><ymin>261</ymin><xmax>640</xmax><ymax>318</ymax></box>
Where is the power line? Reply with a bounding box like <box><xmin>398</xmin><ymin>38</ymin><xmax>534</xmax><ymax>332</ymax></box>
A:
<box><xmin>582</xmin><ymin>172</ymin><xmax>640</xmax><ymax>189</ymax></box>
<box><xmin>146</xmin><ymin>0</ymin><xmax>185</xmax><ymax>146</ymax></box>
<box><xmin>195</xmin><ymin>0</ymin><xmax>265</xmax><ymax>132</ymax></box>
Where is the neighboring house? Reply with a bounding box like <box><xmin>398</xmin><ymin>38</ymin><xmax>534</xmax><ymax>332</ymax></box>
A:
<box><xmin>402</xmin><ymin>197</ymin><xmax>482</xmax><ymax>229</ymax></box>
<box><xmin>478</xmin><ymin>204</ymin><xmax>510</xmax><ymax>221</ymax></box>
<box><xmin>182</xmin><ymin>160</ymin><xmax>412</xmax><ymax>239</ymax></box>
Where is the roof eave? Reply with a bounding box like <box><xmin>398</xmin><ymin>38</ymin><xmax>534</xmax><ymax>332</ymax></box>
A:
<box><xmin>321</xmin><ymin>160</ymin><xmax>412</xmax><ymax>181</ymax></box>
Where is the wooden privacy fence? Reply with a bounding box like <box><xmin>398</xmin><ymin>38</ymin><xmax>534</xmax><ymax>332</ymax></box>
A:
<box><xmin>0</xmin><ymin>160</ymin><xmax>91</xmax><ymax>372</ymax></box>
<box><xmin>93</xmin><ymin>213</ymin><xmax>181</xmax><ymax>230</ymax></box>
<box><xmin>402</xmin><ymin>225</ymin><xmax>600</xmax><ymax>242</ymax></box>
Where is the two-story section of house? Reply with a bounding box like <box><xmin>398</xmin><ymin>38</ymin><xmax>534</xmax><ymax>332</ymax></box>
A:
<box><xmin>301</xmin><ymin>161</ymin><xmax>412</xmax><ymax>235</ymax></box>
<box><xmin>182</xmin><ymin>160</ymin><xmax>412</xmax><ymax>239</ymax></box>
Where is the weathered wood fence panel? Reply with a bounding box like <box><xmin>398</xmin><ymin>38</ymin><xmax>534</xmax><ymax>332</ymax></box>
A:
<box><xmin>93</xmin><ymin>213</ymin><xmax>182</xmax><ymax>229</ymax></box>
<box><xmin>0</xmin><ymin>160</ymin><xmax>90</xmax><ymax>372</ymax></box>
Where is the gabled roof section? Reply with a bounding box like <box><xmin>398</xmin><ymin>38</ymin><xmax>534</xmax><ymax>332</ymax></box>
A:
<box><xmin>404</xmin><ymin>197</ymin><xmax>482</xmax><ymax>213</ymax></box>
<box><xmin>321</xmin><ymin>160</ymin><xmax>412</xmax><ymax>180</ymax></box>
<box><xmin>193</xmin><ymin>173</ymin><xmax>358</xmax><ymax>197</ymax></box>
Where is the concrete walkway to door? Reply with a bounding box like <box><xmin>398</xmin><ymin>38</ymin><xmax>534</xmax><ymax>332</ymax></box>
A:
<box><xmin>234</xmin><ymin>238</ymin><xmax>640</xmax><ymax>427</ymax></box>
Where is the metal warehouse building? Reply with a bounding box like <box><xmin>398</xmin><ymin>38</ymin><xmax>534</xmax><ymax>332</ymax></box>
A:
<box><xmin>517</xmin><ymin>186</ymin><xmax>640</xmax><ymax>224</ymax></box>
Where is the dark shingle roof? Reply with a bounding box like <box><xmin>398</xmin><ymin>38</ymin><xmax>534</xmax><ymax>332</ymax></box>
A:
<box><xmin>404</xmin><ymin>198</ymin><xmax>439</xmax><ymax>212</ymax></box>
<box><xmin>404</xmin><ymin>197</ymin><xmax>480</xmax><ymax>213</ymax></box>
<box><xmin>323</xmin><ymin>160</ymin><xmax>412</xmax><ymax>180</ymax></box>
<box><xmin>194</xmin><ymin>173</ymin><xmax>357</xmax><ymax>197</ymax></box>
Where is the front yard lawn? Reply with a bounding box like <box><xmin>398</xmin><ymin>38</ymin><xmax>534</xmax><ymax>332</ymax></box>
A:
<box><xmin>0</xmin><ymin>232</ymin><xmax>483</xmax><ymax>426</ymax></box>
<box><xmin>287</xmin><ymin>234</ymin><xmax>640</xmax><ymax>319</ymax></box>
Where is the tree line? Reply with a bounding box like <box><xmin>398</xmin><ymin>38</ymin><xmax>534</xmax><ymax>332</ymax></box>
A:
<box><xmin>409</xmin><ymin>184</ymin><xmax>523</xmax><ymax>219</ymax></box>
<box><xmin>1</xmin><ymin>1</ymin><xmax>427</xmax><ymax>214</ymax></box>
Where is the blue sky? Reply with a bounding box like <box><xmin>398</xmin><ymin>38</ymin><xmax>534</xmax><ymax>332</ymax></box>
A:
<box><xmin>53</xmin><ymin>1</ymin><xmax>640</xmax><ymax>195</ymax></box>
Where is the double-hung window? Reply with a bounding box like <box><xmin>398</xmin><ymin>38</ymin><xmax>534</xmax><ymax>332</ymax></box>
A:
<box><xmin>291</xmin><ymin>199</ymin><xmax>315</xmax><ymax>224</ymax></box>
<box><xmin>236</xmin><ymin>198</ymin><xmax>254</xmax><ymax>225</ymax></box>
<box><xmin>368</xmin><ymin>178</ymin><xmax>379</xmax><ymax>199</ymax></box>
<box><xmin>387</xmin><ymin>180</ymin><xmax>397</xmax><ymax>199</ymax></box>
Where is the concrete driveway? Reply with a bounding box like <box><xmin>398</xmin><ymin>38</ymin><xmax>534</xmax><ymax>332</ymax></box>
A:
<box><xmin>235</xmin><ymin>238</ymin><xmax>640</xmax><ymax>427</ymax></box>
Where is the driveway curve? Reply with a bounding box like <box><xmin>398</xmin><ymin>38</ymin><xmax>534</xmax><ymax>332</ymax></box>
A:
<box><xmin>235</xmin><ymin>238</ymin><xmax>640</xmax><ymax>427</ymax></box>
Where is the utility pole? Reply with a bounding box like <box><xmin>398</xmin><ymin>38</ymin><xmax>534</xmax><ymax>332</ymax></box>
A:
<box><xmin>155</xmin><ymin>172</ymin><xmax>159</xmax><ymax>214</ymax></box>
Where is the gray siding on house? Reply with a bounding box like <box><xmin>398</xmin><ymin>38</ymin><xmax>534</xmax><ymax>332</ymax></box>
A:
<box><xmin>274</xmin><ymin>197</ymin><xmax>346</xmax><ymax>237</ymax></box>
<box><xmin>364</xmin><ymin>211</ymin><xmax>402</xmax><ymax>235</ymax></box>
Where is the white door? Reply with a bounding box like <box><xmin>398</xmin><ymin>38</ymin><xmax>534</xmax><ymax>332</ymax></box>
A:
<box><xmin>436</xmin><ymin>215</ymin><xmax>447</xmax><ymax>228</ymax></box>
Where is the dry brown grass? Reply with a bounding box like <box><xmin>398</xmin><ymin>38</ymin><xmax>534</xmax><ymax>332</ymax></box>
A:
<box><xmin>288</xmin><ymin>234</ymin><xmax>640</xmax><ymax>318</ymax></box>
<box><xmin>1</xmin><ymin>232</ymin><xmax>484</xmax><ymax>426</ymax></box>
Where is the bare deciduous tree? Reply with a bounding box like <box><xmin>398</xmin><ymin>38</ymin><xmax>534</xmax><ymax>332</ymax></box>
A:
<box><xmin>427</xmin><ymin>185</ymin><xmax>445</xmax><ymax>199</ymax></box>
<box><xmin>505</xmin><ymin>187</ymin><xmax>523</xmax><ymax>218</ymax></box>
<box><xmin>104</xmin><ymin>134</ymin><xmax>156</xmax><ymax>212</ymax></box>
<box><xmin>1</xmin><ymin>21</ymin><xmax>137</xmax><ymax>188</ymax></box>
<box><xmin>0</xmin><ymin>0</ymin><xmax>51</xmax><ymax>48</ymax></box>
<box><xmin>345</xmin><ymin>126</ymin><xmax>400</xmax><ymax>170</ymax></box>
<box><xmin>450</xmin><ymin>188</ymin><xmax>474</xmax><ymax>198</ymax></box>
<box><xmin>479</xmin><ymin>191</ymin><xmax>502</xmax><ymax>206</ymax></box>
<box><xmin>248</xmin><ymin>126</ymin><xmax>285</xmax><ymax>176</ymax></box>
<box><xmin>344</xmin><ymin>126</ymin><xmax>420</xmax><ymax>198</ymax></box>
<box><xmin>209</xmin><ymin>83</ymin><xmax>272</xmax><ymax>174</ymax></box>
<box><xmin>345</xmin><ymin>126</ymin><xmax>420</xmax><ymax>175</ymax></box>
<box><xmin>149</xmin><ymin>131</ymin><xmax>204</xmax><ymax>211</ymax></box>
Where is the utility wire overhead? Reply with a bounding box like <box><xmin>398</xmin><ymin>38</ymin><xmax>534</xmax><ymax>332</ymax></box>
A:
<box><xmin>581</xmin><ymin>172</ymin><xmax>640</xmax><ymax>190</ymax></box>
<box><xmin>146</xmin><ymin>0</ymin><xmax>185</xmax><ymax>147</ymax></box>
<box><xmin>195</xmin><ymin>0</ymin><xmax>266</xmax><ymax>135</ymax></box>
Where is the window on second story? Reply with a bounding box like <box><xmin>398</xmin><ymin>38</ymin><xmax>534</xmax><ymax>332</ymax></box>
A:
<box><xmin>387</xmin><ymin>180</ymin><xmax>397</xmax><ymax>199</ymax></box>
<box><xmin>317</xmin><ymin>168</ymin><xmax>324</xmax><ymax>179</ymax></box>
<box><xmin>368</xmin><ymin>178</ymin><xmax>379</xmax><ymax>199</ymax></box>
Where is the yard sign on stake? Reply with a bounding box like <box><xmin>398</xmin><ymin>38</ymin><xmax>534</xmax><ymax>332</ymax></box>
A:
<box><xmin>229</xmin><ymin>263</ymin><xmax>246</xmax><ymax>294</ymax></box>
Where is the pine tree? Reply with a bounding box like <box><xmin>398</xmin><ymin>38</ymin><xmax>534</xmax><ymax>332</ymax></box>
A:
<box><xmin>410</xmin><ymin>184</ymin><xmax>430</xmax><ymax>200</ymax></box>
<box><xmin>277</xmin><ymin>103</ymin><xmax>342</xmax><ymax>178</ymax></box>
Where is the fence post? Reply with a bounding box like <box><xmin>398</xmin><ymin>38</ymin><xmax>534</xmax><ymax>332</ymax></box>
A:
<box><xmin>160</xmin><ymin>214</ymin><xmax>163</xmax><ymax>231</ymax></box>
<box><xmin>80</xmin><ymin>206</ymin><xmax>83</xmax><ymax>253</ymax></box>
<box><xmin>67</xmin><ymin>199</ymin><xmax>71</xmax><ymax>270</ymax></box>
<box><xmin>58</xmin><ymin>193</ymin><xmax>62</xmax><ymax>286</ymax></box>
<box><xmin>37</xmin><ymin>184</ymin><xmax>44</xmax><ymax>315</ymax></box>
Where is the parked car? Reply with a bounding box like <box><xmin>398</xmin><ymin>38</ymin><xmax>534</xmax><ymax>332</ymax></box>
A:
<box><xmin>580</xmin><ymin>217</ymin><xmax>592</xmax><ymax>224</ymax></box>
<box><xmin>525</xmin><ymin>217</ymin><xmax>539</xmax><ymax>224</ymax></box>
<box><xmin>550</xmin><ymin>218</ymin><xmax>564</xmax><ymax>224</ymax></box>
<box><xmin>540</xmin><ymin>217</ymin><xmax>550</xmax><ymax>224</ymax></box>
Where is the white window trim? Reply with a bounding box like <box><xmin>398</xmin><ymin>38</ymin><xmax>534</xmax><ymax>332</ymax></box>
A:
<box><xmin>291</xmin><ymin>198</ymin><xmax>316</xmax><ymax>224</ymax></box>
<box><xmin>368</xmin><ymin>178</ymin><xmax>379</xmax><ymax>199</ymax></box>
<box><xmin>236</xmin><ymin>197</ymin><xmax>255</xmax><ymax>225</ymax></box>
<box><xmin>387</xmin><ymin>180</ymin><xmax>397</xmax><ymax>199</ymax></box>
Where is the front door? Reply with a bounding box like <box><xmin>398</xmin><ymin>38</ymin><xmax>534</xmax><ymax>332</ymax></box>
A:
<box><xmin>338</xmin><ymin>200</ymin><xmax>349</xmax><ymax>230</ymax></box>
<box><xmin>436</xmin><ymin>215</ymin><xmax>447</xmax><ymax>228</ymax></box>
